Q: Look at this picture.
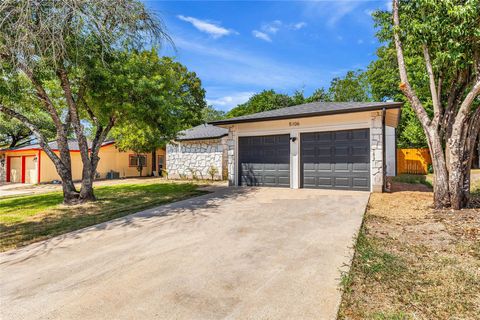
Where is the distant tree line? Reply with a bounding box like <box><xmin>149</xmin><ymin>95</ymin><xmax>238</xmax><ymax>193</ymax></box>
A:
<box><xmin>203</xmin><ymin>66</ymin><xmax>427</xmax><ymax>149</ymax></box>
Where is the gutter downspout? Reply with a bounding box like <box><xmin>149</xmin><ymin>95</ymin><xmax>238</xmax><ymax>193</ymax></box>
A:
<box><xmin>382</xmin><ymin>107</ymin><xmax>387</xmax><ymax>192</ymax></box>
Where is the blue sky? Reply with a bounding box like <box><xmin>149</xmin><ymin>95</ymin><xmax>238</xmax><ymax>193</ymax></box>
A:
<box><xmin>144</xmin><ymin>1</ymin><xmax>392</xmax><ymax>111</ymax></box>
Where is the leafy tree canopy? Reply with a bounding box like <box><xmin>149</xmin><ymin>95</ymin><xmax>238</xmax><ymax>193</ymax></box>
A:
<box><xmin>366</xmin><ymin>40</ymin><xmax>429</xmax><ymax>148</ymax></box>
<box><xmin>91</xmin><ymin>51</ymin><xmax>207</xmax><ymax>153</ymax></box>
<box><xmin>225</xmin><ymin>87</ymin><xmax>334</xmax><ymax>118</ymax></box>
<box><xmin>329</xmin><ymin>70</ymin><xmax>371</xmax><ymax>102</ymax></box>
<box><xmin>202</xmin><ymin>105</ymin><xmax>226</xmax><ymax>122</ymax></box>
<box><xmin>226</xmin><ymin>90</ymin><xmax>294</xmax><ymax>118</ymax></box>
<box><xmin>0</xmin><ymin>71</ymin><xmax>57</xmax><ymax>147</ymax></box>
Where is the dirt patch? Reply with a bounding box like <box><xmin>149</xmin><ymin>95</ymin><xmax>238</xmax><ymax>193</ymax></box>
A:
<box><xmin>339</xmin><ymin>189</ymin><xmax>480</xmax><ymax>320</ymax></box>
<box><xmin>389</xmin><ymin>181</ymin><xmax>433</xmax><ymax>192</ymax></box>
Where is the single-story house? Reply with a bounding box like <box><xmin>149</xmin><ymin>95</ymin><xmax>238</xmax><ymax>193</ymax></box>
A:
<box><xmin>166</xmin><ymin>124</ymin><xmax>230</xmax><ymax>180</ymax></box>
<box><xmin>168</xmin><ymin>101</ymin><xmax>402</xmax><ymax>192</ymax></box>
<box><xmin>0</xmin><ymin>140</ymin><xmax>166</xmax><ymax>184</ymax></box>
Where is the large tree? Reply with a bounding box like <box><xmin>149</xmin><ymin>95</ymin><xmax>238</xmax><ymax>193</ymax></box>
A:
<box><xmin>202</xmin><ymin>105</ymin><xmax>226</xmax><ymax>122</ymax></box>
<box><xmin>225</xmin><ymin>88</ymin><xmax>332</xmax><ymax>118</ymax></box>
<box><xmin>367</xmin><ymin>44</ymin><xmax>429</xmax><ymax>148</ymax></box>
<box><xmin>391</xmin><ymin>0</ymin><xmax>480</xmax><ymax>209</ymax></box>
<box><xmin>105</xmin><ymin>53</ymin><xmax>206</xmax><ymax>174</ymax></box>
<box><xmin>226</xmin><ymin>89</ymin><xmax>294</xmax><ymax>118</ymax></box>
<box><xmin>0</xmin><ymin>0</ymin><xmax>170</xmax><ymax>204</ymax></box>
<box><xmin>329</xmin><ymin>70</ymin><xmax>371</xmax><ymax>102</ymax></box>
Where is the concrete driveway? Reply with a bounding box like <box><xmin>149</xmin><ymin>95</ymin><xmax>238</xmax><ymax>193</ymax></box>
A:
<box><xmin>0</xmin><ymin>187</ymin><xmax>369</xmax><ymax>320</ymax></box>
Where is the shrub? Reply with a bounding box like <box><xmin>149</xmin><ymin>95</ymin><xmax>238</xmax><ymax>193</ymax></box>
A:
<box><xmin>208</xmin><ymin>166</ymin><xmax>218</xmax><ymax>180</ymax></box>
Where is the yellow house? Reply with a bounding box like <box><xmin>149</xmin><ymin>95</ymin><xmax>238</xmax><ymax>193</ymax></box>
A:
<box><xmin>1</xmin><ymin>140</ymin><xmax>166</xmax><ymax>184</ymax></box>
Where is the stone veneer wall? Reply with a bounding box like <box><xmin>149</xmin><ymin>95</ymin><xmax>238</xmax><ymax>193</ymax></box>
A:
<box><xmin>0</xmin><ymin>153</ymin><xmax>5</xmax><ymax>182</ymax></box>
<box><xmin>166</xmin><ymin>138</ymin><xmax>227</xmax><ymax>180</ymax></box>
<box><xmin>370</xmin><ymin>112</ymin><xmax>384</xmax><ymax>192</ymax></box>
<box><xmin>225</xmin><ymin>127</ymin><xmax>235</xmax><ymax>186</ymax></box>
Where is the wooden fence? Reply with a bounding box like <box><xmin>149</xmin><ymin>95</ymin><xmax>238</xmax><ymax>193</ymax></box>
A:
<box><xmin>397</xmin><ymin>148</ymin><xmax>432</xmax><ymax>175</ymax></box>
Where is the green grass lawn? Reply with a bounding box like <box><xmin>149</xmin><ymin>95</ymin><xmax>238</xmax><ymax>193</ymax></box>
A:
<box><xmin>0</xmin><ymin>182</ymin><xmax>207</xmax><ymax>251</ymax></box>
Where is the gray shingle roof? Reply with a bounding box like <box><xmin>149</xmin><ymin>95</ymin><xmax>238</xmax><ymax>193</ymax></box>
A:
<box><xmin>176</xmin><ymin>124</ymin><xmax>228</xmax><ymax>141</ymax></box>
<box><xmin>210</xmin><ymin>101</ymin><xmax>402</xmax><ymax>125</ymax></box>
<box><xmin>8</xmin><ymin>139</ymin><xmax>115</xmax><ymax>151</ymax></box>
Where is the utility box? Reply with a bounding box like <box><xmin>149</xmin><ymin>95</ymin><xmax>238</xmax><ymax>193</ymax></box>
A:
<box><xmin>106</xmin><ymin>171</ymin><xmax>120</xmax><ymax>180</ymax></box>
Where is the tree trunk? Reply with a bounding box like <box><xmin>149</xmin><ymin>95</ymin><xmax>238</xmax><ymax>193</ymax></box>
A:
<box><xmin>61</xmin><ymin>180</ymin><xmax>80</xmax><ymax>204</ymax></box>
<box><xmin>57</xmin><ymin>68</ymin><xmax>98</xmax><ymax>204</ymax></box>
<box><xmin>79</xmin><ymin>161</ymin><xmax>96</xmax><ymax>202</ymax></box>
<box><xmin>55</xmin><ymin>164</ymin><xmax>80</xmax><ymax>205</ymax></box>
<box><xmin>448</xmin><ymin>148</ymin><xmax>474</xmax><ymax>210</ymax></box>
<box><xmin>425</xmin><ymin>129</ymin><xmax>451</xmax><ymax>208</ymax></box>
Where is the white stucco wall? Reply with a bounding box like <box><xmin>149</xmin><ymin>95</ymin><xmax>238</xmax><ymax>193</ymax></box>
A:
<box><xmin>166</xmin><ymin>138</ymin><xmax>227</xmax><ymax>180</ymax></box>
<box><xmin>385</xmin><ymin>126</ymin><xmax>396</xmax><ymax>176</ymax></box>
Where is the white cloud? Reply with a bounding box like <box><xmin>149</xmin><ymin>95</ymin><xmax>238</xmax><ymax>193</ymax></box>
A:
<box><xmin>252</xmin><ymin>20</ymin><xmax>306</xmax><ymax>42</ymax></box>
<box><xmin>327</xmin><ymin>2</ymin><xmax>358</xmax><ymax>27</ymax></box>
<box><xmin>303</xmin><ymin>1</ymin><xmax>362</xmax><ymax>28</ymax></box>
<box><xmin>172</xmin><ymin>36</ymin><xmax>324</xmax><ymax>89</ymax></box>
<box><xmin>207</xmin><ymin>92</ymin><xmax>254</xmax><ymax>110</ymax></box>
<box><xmin>177</xmin><ymin>15</ymin><xmax>236</xmax><ymax>38</ymax></box>
<box><xmin>261</xmin><ymin>20</ymin><xmax>282</xmax><ymax>34</ymax></box>
<box><xmin>252</xmin><ymin>30</ymin><xmax>272</xmax><ymax>42</ymax></box>
<box><xmin>290</xmin><ymin>22</ymin><xmax>307</xmax><ymax>30</ymax></box>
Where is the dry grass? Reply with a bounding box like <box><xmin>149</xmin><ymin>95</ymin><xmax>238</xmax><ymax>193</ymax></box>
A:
<box><xmin>339</xmin><ymin>187</ymin><xmax>480</xmax><ymax>319</ymax></box>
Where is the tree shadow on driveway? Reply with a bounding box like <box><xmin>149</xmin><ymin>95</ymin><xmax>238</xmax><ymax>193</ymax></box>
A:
<box><xmin>0</xmin><ymin>186</ymin><xmax>256</xmax><ymax>265</ymax></box>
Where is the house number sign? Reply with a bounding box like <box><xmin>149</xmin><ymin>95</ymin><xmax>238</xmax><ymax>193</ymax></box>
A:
<box><xmin>289</xmin><ymin>121</ymin><xmax>300</xmax><ymax>127</ymax></box>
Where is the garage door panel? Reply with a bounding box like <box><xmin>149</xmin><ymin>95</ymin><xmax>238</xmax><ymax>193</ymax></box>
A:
<box><xmin>277</xmin><ymin>163</ymin><xmax>290</xmax><ymax>170</ymax></box>
<box><xmin>263</xmin><ymin>176</ymin><xmax>277</xmax><ymax>184</ymax></box>
<box><xmin>303</xmin><ymin>163</ymin><xmax>332</xmax><ymax>171</ymax></box>
<box><xmin>318</xmin><ymin>132</ymin><xmax>333</xmax><ymax>141</ymax></box>
<box><xmin>301</xmin><ymin>129</ymin><xmax>370</xmax><ymax>191</ymax></box>
<box><xmin>317</xmin><ymin>177</ymin><xmax>333</xmax><ymax>187</ymax></box>
<box><xmin>334</xmin><ymin>177</ymin><xmax>350</xmax><ymax>187</ymax></box>
<box><xmin>301</xmin><ymin>136</ymin><xmax>315</xmax><ymax>144</ymax></box>
<box><xmin>353</xmin><ymin>178</ymin><xmax>369</xmax><ymax>188</ymax></box>
<box><xmin>352</xmin><ymin>130</ymin><xmax>369</xmax><ymax>140</ymax></box>
<box><xmin>277</xmin><ymin>135</ymin><xmax>290</xmax><ymax>143</ymax></box>
<box><xmin>239</xmin><ymin>134</ymin><xmax>290</xmax><ymax>187</ymax></box>
<box><xmin>334</xmin><ymin>131</ymin><xmax>350</xmax><ymax>141</ymax></box>
<box><xmin>334</xmin><ymin>146</ymin><xmax>349</xmax><ymax>156</ymax></box>
<box><xmin>333</xmin><ymin>163</ymin><xmax>349</xmax><ymax>171</ymax></box>
<box><xmin>352</xmin><ymin>162</ymin><xmax>369</xmax><ymax>172</ymax></box>
<box><xmin>352</xmin><ymin>146</ymin><xmax>369</xmax><ymax>156</ymax></box>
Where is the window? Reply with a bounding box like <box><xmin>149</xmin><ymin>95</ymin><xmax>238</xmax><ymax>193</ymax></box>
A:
<box><xmin>129</xmin><ymin>155</ymin><xmax>147</xmax><ymax>167</ymax></box>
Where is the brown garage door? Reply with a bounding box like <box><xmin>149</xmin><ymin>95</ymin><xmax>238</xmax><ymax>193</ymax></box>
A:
<box><xmin>300</xmin><ymin>129</ymin><xmax>370</xmax><ymax>191</ymax></box>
